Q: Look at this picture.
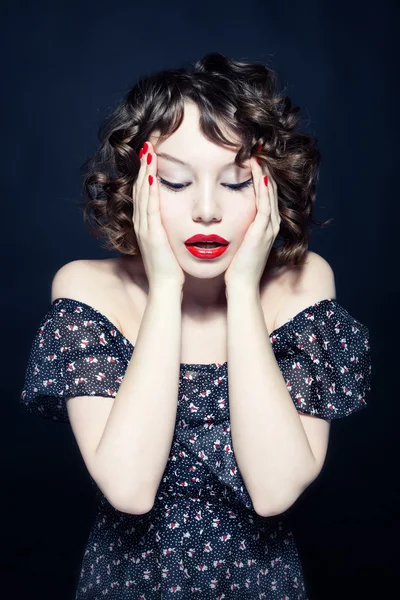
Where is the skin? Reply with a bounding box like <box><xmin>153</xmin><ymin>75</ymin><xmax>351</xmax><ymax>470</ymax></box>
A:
<box><xmin>146</xmin><ymin>101</ymin><xmax>259</xmax><ymax>322</ymax></box>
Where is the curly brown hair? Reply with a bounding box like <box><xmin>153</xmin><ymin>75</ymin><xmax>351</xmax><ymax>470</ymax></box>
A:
<box><xmin>79</xmin><ymin>52</ymin><xmax>333</xmax><ymax>268</ymax></box>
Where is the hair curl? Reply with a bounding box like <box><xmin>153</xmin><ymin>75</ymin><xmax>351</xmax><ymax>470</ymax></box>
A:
<box><xmin>79</xmin><ymin>52</ymin><xmax>333</xmax><ymax>268</ymax></box>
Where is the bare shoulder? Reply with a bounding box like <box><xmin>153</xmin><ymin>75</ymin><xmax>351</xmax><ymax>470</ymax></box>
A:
<box><xmin>273</xmin><ymin>250</ymin><xmax>337</xmax><ymax>331</ymax></box>
<box><xmin>51</xmin><ymin>258</ymin><xmax>114</xmax><ymax>302</ymax></box>
<box><xmin>51</xmin><ymin>259</ymin><xmax>95</xmax><ymax>299</ymax></box>
<box><xmin>50</xmin><ymin>257</ymin><xmax>127</xmax><ymax>329</ymax></box>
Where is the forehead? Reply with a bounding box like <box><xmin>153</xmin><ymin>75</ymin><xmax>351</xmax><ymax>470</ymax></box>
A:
<box><xmin>149</xmin><ymin>101</ymin><xmax>242</xmax><ymax>151</ymax></box>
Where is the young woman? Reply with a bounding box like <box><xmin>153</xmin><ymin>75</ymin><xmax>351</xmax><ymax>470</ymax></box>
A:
<box><xmin>20</xmin><ymin>53</ymin><xmax>372</xmax><ymax>599</ymax></box>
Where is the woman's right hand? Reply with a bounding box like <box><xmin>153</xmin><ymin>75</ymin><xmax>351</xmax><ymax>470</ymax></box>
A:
<box><xmin>132</xmin><ymin>141</ymin><xmax>185</xmax><ymax>290</ymax></box>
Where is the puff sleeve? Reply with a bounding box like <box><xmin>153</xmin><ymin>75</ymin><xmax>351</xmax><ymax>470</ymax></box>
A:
<box><xmin>270</xmin><ymin>298</ymin><xmax>372</xmax><ymax>420</ymax></box>
<box><xmin>20</xmin><ymin>298</ymin><xmax>129</xmax><ymax>423</ymax></box>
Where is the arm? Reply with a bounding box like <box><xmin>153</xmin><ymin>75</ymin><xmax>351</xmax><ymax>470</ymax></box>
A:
<box><xmin>226</xmin><ymin>253</ymin><xmax>335</xmax><ymax>517</ymax></box>
<box><xmin>94</xmin><ymin>284</ymin><xmax>183</xmax><ymax>514</ymax></box>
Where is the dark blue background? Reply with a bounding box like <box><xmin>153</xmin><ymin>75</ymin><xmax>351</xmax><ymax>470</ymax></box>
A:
<box><xmin>5</xmin><ymin>0</ymin><xmax>397</xmax><ymax>598</ymax></box>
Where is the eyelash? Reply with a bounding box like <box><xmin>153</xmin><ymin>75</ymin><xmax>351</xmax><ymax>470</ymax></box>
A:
<box><xmin>157</xmin><ymin>177</ymin><xmax>253</xmax><ymax>193</ymax></box>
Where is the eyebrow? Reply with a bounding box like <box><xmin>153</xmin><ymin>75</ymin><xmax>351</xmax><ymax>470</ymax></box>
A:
<box><xmin>156</xmin><ymin>152</ymin><xmax>239</xmax><ymax>168</ymax></box>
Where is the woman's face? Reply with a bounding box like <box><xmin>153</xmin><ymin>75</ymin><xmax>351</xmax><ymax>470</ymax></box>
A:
<box><xmin>148</xmin><ymin>101</ymin><xmax>257</xmax><ymax>280</ymax></box>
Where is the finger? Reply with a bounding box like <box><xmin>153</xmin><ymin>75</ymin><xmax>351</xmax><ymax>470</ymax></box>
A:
<box><xmin>250</xmin><ymin>156</ymin><xmax>269</xmax><ymax>217</ymax></box>
<box><xmin>136</xmin><ymin>141</ymin><xmax>153</xmax><ymax>232</ymax></box>
<box><xmin>137</xmin><ymin>143</ymin><xmax>149</xmax><ymax>191</ymax></box>
<box><xmin>133</xmin><ymin>144</ymin><xmax>147</xmax><ymax>232</ymax></box>
<box><xmin>146</xmin><ymin>142</ymin><xmax>160</xmax><ymax>222</ymax></box>
<box><xmin>139</xmin><ymin>141</ymin><xmax>153</xmax><ymax>233</ymax></box>
<box><xmin>253</xmin><ymin>156</ymin><xmax>279</xmax><ymax>232</ymax></box>
<box><xmin>262</xmin><ymin>161</ymin><xmax>280</xmax><ymax>231</ymax></box>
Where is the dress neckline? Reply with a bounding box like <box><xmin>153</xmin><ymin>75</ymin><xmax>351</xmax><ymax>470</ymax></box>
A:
<box><xmin>50</xmin><ymin>296</ymin><xmax>339</xmax><ymax>371</ymax></box>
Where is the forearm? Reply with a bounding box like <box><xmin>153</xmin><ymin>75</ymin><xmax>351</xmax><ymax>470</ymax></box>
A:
<box><xmin>95</xmin><ymin>284</ymin><xmax>183</xmax><ymax>513</ymax></box>
<box><xmin>226</xmin><ymin>285</ymin><xmax>317</xmax><ymax>516</ymax></box>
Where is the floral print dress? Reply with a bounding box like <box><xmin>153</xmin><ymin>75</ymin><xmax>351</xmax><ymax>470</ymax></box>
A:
<box><xmin>20</xmin><ymin>296</ymin><xmax>372</xmax><ymax>599</ymax></box>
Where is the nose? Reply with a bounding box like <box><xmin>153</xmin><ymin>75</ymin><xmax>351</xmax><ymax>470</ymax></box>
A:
<box><xmin>191</xmin><ymin>188</ymin><xmax>223</xmax><ymax>224</ymax></box>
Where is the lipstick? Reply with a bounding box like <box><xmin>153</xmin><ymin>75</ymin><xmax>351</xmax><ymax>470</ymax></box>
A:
<box><xmin>184</xmin><ymin>233</ymin><xmax>230</xmax><ymax>260</ymax></box>
<box><xmin>185</xmin><ymin>244</ymin><xmax>229</xmax><ymax>259</ymax></box>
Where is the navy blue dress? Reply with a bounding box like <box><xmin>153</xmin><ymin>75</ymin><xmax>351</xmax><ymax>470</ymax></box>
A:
<box><xmin>20</xmin><ymin>296</ymin><xmax>372</xmax><ymax>599</ymax></box>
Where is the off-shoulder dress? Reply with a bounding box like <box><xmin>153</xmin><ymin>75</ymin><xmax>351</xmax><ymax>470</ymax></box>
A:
<box><xmin>20</xmin><ymin>297</ymin><xmax>372</xmax><ymax>599</ymax></box>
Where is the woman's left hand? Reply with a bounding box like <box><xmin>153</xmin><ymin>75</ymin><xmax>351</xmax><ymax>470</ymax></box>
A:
<box><xmin>224</xmin><ymin>155</ymin><xmax>281</xmax><ymax>290</ymax></box>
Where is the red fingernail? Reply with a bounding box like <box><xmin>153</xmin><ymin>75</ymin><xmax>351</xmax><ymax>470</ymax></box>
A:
<box><xmin>256</xmin><ymin>157</ymin><xmax>261</xmax><ymax>165</ymax></box>
<box><xmin>143</xmin><ymin>142</ymin><xmax>148</xmax><ymax>154</ymax></box>
<box><xmin>148</xmin><ymin>174</ymin><xmax>153</xmax><ymax>186</ymax></box>
<box><xmin>139</xmin><ymin>148</ymin><xmax>143</xmax><ymax>159</ymax></box>
<box><xmin>147</xmin><ymin>153</ymin><xmax>152</xmax><ymax>165</ymax></box>
<box><xmin>264</xmin><ymin>175</ymin><xmax>268</xmax><ymax>186</ymax></box>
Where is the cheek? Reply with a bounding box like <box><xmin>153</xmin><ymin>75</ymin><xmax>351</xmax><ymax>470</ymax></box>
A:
<box><xmin>232</xmin><ymin>204</ymin><xmax>257</xmax><ymax>240</ymax></box>
<box><xmin>238</xmin><ymin>202</ymin><xmax>257</xmax><ymax>228</ymax></box>
<box><xmin>158</xmin><ymin>196</ymin><xmax>183</xmax><ymax>232</ymax></box>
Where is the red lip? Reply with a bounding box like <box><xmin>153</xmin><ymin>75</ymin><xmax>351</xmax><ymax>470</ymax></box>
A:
<box><xmin>184</xmin><ymin>234</ymin><xmax>229</xmax><ymax>244</ymax></box>
<box><xmin>185</xmin><ymin>244</ymin><xmax>229</xmax><ymax>260</ymax></box>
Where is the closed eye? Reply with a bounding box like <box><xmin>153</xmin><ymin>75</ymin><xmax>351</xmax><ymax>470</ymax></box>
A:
<box><xmin>157</xmin><ymin>177</ymin><xmax>253</xmax><ymax>193</ymax></box>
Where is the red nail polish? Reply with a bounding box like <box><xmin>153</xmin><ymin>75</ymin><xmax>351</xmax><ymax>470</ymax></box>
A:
<box><xmin>143</xmin><ymin>142</ymin><xmax>148</xmax><ymax>154</ymax></box>
<box><xmin>148</xmin><ymin>174</ymin><xmax>153</xmax><ymax>186</ymax></box>
<box><xmin>264</xmin><ymin>175</ymin><xmax>268</xmax><ymax>186</ymax></box>
<box><xmin>147</xmin><ymin>153</ymin><xmax>152</xmax><ymax>165</ymax></box>
<box><xmin>139</xmin><ymin>148</ymin><xmax>143</xmax><ymax>159</ymax></box>
<box><xmin>256</xmin><ymin>157</ymin><xmax>261</xmax><ymax>165</ymax></box>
